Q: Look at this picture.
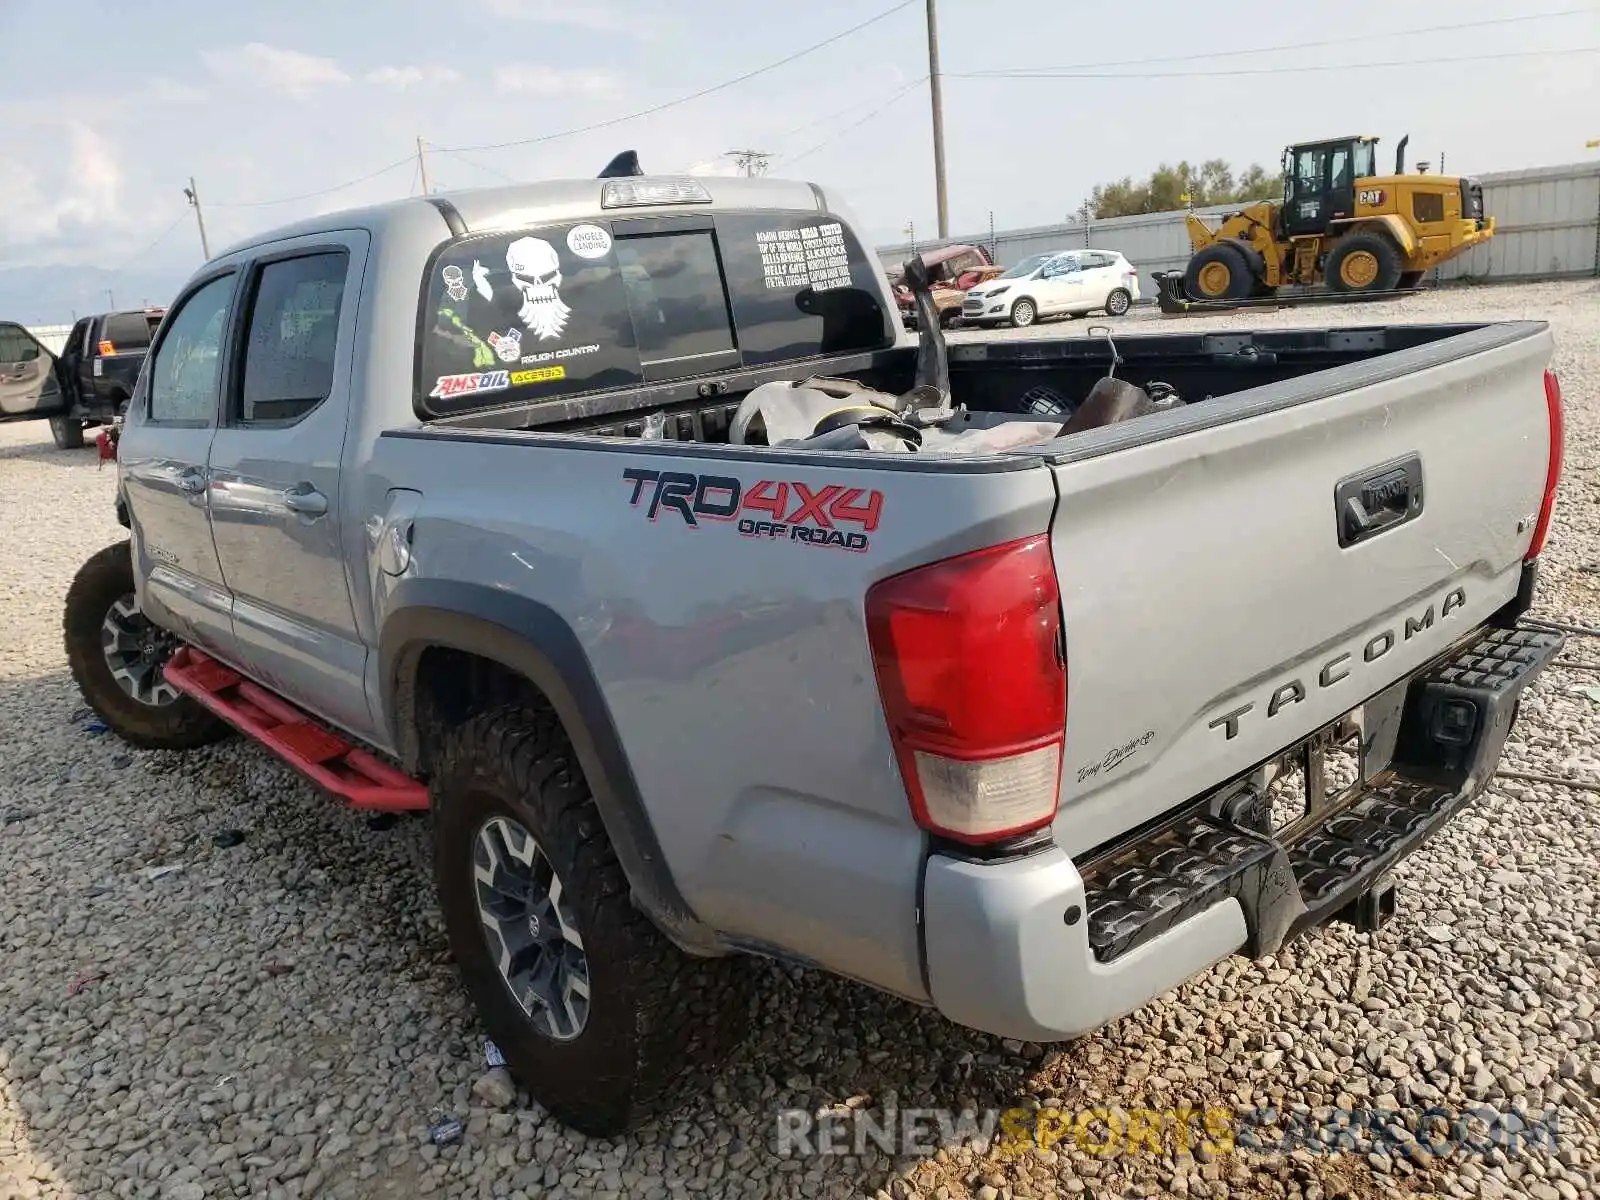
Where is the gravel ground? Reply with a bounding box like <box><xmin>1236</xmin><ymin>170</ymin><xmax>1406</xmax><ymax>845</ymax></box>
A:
<box><xmin>2</xmin><ymin>278</ymin><xmax>1598</xmax><ymax>1200</ymax></box>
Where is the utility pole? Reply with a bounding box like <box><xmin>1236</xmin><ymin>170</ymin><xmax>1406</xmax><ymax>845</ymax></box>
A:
<box><xmin>105</xmin><ymin>289</ymin><xmax>115</xmax><ymax>309</ymax></box>
<box><xmin>183</xmin><ymin>178</ymin><xmax>211</xmax><ymax>260</ymax></box>
<box><xmin>417</xmin><ymin>136</ymin><xmax>431</xmax><ymax>196</ymax></box>
<box><xmin>726</xmin><ymin>149</ymin><xmax>773</xmax><ymax>177</ymax></box>
<box><xmin>925</xmin><ymin>0</ymin><xmax>949</xmax><ymax>239</ymax></box>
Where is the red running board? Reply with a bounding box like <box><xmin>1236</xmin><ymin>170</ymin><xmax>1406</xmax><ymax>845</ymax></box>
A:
<box><xmin>163</xmin><ymin>647</ymin><xmax>429</xmax><ymax>812</ymax></box>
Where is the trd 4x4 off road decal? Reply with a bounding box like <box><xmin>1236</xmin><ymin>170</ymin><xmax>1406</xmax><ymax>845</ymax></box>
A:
<box><xmin>623</xmin><ymin>468</ymin><xmax>883</xmax><ymax>552</ymax></box>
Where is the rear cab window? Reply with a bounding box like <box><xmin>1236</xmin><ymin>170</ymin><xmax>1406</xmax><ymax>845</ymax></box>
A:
<box><xmin>99</xmin><ymin>311</ymin><xmax>160</xmax><ymax>355</ymax></box>
<box><xmin>416</xmin><ymin>209</ymin><xmax>892</xmax><ymax>416</ymax></box>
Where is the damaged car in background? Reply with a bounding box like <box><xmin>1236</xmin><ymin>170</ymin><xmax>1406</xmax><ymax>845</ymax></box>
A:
<box><xmin>63</xmin><ymin>152</ymin><xmax>1566</xmax><ymax>1141</ymax></box>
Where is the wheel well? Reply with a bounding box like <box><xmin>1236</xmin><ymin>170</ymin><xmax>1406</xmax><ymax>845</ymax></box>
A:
<box><xmin>411</xmin><ymin>646</ymin><xmax>547</xmax><ymax>775</ymax></box>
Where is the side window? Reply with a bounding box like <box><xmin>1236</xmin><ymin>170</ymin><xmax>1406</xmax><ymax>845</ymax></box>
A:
<box><xmin>0</xmin><ymin>324</ymin><xmax>41</xmax><ymax>363</ymax></box>
<box><xmin>714</xmin><ymin>213</ymin><xmax>892</xmax><ymax>367</ymax></box>
<box><xmin>613</xmin><ymin>230</ymin><xmax>736</xmax><ymax>367</ymax></box>
<box><xmin>1329</xmin><ymin>149</ymin><xmax>1351</xmax><ymax>192</ymax></box>
<box><xmin>147</xmin><ymin>274</ymin><xmax>235</xmax><ymax>424</ymax></box>
<box><xmin>237</xmin><ymin>252</ymin><xmax>348</xmax><ymax>424</ymax></box>
<box><xmin>417</xmin><ymin>223</ymin><xmax>642</xmax><ymax>415</ymax></box>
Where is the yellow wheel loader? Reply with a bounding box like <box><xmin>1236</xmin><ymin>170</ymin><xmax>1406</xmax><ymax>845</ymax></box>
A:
<box><xmin>1179</xmin><ymin>135</ymin><xmax>1495</xmax><ymax>302</ymax></box>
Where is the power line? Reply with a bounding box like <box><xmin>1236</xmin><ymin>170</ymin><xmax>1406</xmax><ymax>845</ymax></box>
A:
<box><xmin>962</xmin><ymin>6</ymin><xmax>1599</xmax><ymax>76</ymax></box>
<box><xmin>780</xmin><ymin>78</ymin><xmax>928</xmax><ymax>167</ymax></box>
<box><xmin>953</xmin><ymin>46</ymin><xmax>1600</xmax><ymax>80</ymax></box>
<box><xmin>206</xmin><ymin>154</ymin><xmax>416</xmax><ymax>209</ymax></box>
<box><xmin>108</xmin><ymin>211</ymin><xmax>189</xmax><ymax>275</ymax></box>
<box><xmin>432</xmin><ymin>145</ymin><xmax>522</xmax><ymax>185</ymax></box>
<box><xmin>434</xmin><ymin>0</ymin><xmax>918</xmax><ymax>154</ymax></box>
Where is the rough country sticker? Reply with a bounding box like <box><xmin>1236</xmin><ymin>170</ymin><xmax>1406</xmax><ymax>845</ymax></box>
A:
<box><xmin>506</xmin><ymin>237</ymin><xmax>571</xmax><ymax>340</ymax></box>
<box><xmin>430</xmin><ymin>370</ymin><xmax>510</xmax><ymax>400</ymax></box>
<box><xmin>441</xmin><ymin>264</ymin><xmax>468</xmax><ymax>303</ymax></box>
<box><xmin>521</xmin><ymin>343</ymin><xmax>599</xmax><ymax>366</ymax></box>
<box><xmin>487</xmin><ymin>328</ymin><xmax>523</xmax><ymax>363</ymax></box>
<box><xmin>755</xmin><ymin>222</ymin><xmax>852</xmax><ymax>292</ymax></box>
<box><xmin>566</xmin><ymin>224</ymin><xmax>612</xmax><ymax>260</ymax></box>
<box><xmin>623</xmin><ymin>469</ymin><xmax>883</xmax><ymax>552</ymax></box>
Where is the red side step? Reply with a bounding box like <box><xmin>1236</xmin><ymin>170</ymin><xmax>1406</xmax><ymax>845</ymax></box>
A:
<box><xmin>163</xmin><ymin>647</ymin><xmax>429</xmax><ymax>812</ymax></box>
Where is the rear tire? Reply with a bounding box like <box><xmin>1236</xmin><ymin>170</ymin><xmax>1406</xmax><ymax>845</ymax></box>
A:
<box><xmin>1104</xmin><ymin>288</ymin><xmax>1132</xmax><ymax>316</ymax></box>
<box><xmin>1183</xmin><ymin>243</ymin><xmax>1253</xmax><ymax>301</ymax></box>
<box><xmin>49</xmin><ymin>416</ymin><xmax>85</xmax><ymax>450</ymax></box>
<box><xmin>1009</xmin><ymin>298</ymin><xmax>1037</xmax><ymax>328</ymax></box>
<box><xmin>431</xmin><ymin>704</ymin><xmax>752</xmax><ymax>1137</ymax></box>
<box><xmin>1326</xmin><ymin>233</ymin><xmax>1403</xmax><ymax>294</ymax></box>
<box><xmin>63</xmin><ymin>542</ymin><xmax>231</xmax><ymax>750</ymax></box>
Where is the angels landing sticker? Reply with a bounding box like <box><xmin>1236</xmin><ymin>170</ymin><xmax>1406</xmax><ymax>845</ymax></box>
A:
<box><xmin>622</xmin><ymin>468</ymin><xmax>883</xmax><ymax>553</ymax></box>
<box><xmin>566</xmin><ymin>224</ymin><xmax>612</xmax><ymax>260</ymax></box>
<box><xmin>430</xmin><ymin>370</ymin><xmax>510</xmax><ymax>400</ymax></box>
<box><xmin>487</xmin><ymin>328</ymin><xmax>522</xmax><ymax>364</ymax></box>
<box><xmin>441</xmin><ymin>264</ymin><xmax>468</xmax><ymax>303</ymax></box>
<box><xmin>506</xmin><ymin>236</ymin><xmax>571</xmax><ymax>340</ymax></box>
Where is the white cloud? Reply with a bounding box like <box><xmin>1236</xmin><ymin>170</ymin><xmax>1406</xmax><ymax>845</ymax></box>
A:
<box><xmin>0</xmin><ymin>122</ymin><xmax>127</xmax><ymax>256</ymax></box>
<box><xmin>365</xmin><ymin>65</ymin><xmax>462</xmax><ymax>89</ymax></box>
<box><xmin>493</xmin><ymin>66</ymin><xmax>622</xmax><ymax>97</ymax></box>
<box><xmin>201</xmin><ymin>43</ymin><xmax>350</xmax><ymax>100</ymax></box>
<box><xmin>480</xmin><ymin>0</ymin><xmax>659</xmax><ymax>37</ymax></box>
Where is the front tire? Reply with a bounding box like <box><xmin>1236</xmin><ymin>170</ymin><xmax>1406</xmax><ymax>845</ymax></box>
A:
<box><xmin>1183</xmin><ymin>243</ymin><xmax>1253</xmax><ymax>301</ymax></box>
<box><xmin>1104</xmin><ymin>288</ymin><xmax>1132</xmax><ymax>316</ymax></box>
<box><xmin>1009</xmin><ymin>298</ymin><xmax>1037</xmax><ymax>328</ymax></box>
<box><xmin>49</xmin><ymin>416</ymin><xmax>85</xmax><ymax>449</ymax></box>
<box><xmin>63</xmin><ymin>542</ymin><xmax>231</xmax><ymax>750</ymax></box>
<box><xmin>431</xmin><ymin>704</ymin><xmax>751</xmax><ymax>1137</ymax></box>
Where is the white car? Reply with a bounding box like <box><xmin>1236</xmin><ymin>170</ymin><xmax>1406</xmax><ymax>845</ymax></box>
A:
<box><xmin>961</xmin><ymin>249</ymin><xmax>1141</xmax><ymax>328</ymax></box>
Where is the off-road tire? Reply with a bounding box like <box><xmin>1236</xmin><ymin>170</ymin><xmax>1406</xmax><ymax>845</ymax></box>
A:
<box><xmin>1326</xmin><ymin>233</ymin><xmax>1403</xmax><ymax>294</ymax></box>
<box><xmin>63</xmin><ymin>541</ymin><xmax>231</xmax><ymax>750</ymax></box>
<box><xmin>431</xmin><ymin>703</ymin><xmax>752</xmax><ymax>1137</ymax></box>
<box><xmin>49</xmin><ymin>416</ymin><xmax>85</xmax><ymax>449</ymax></box>
<box><xmin>1183</xmin><ymin>243</ymin><xmax>1253</xmax><ymax>301</ymax></box>
<box><xmin>1009</xmin><ymin>298</ymin><xmax>1037</xmax><ymax>328</ymax></box>
<box><xmin>1104</xmin><ymin>288</ymin><xmax>1132</xmax><ymax>316</ymax></box>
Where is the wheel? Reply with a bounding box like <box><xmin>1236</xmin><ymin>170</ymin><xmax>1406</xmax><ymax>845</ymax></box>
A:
<box><xmin>1326</xmin><ymin>233</ymin><xmax>1403</xmax><ymax>294</ymax></box>
<box><xmin>62</xmin><ymin>542</ymin><xmax>231</xmax><ymax>750</ymax></box>
<box><xmin>49</xmin><ymin>415</ymin><xmax>85</xmax><ymax>449</ymax></box>
<box><xmin>1398</xmin><ymin>271</ymin><xmax>1424</xmax><ymax>290</ymax></box>
<box><xmin>431</xmin><ymin>704</ymin><xmax>752</xmax><ymax>1137</ymax></box>
<box><xmin>1104</xmin><ymin>288</ymin><xmax>1132</xmax><ymax>316</ymax></box>
<box><xmin>1183</xmin><ymin>243</ymin><xmax>1253</xmax><ymax>301</ymax></box>
<box><xmin>1009</xmin><ymin>298</ymin><xmax>1037</xmax><ymax>328</ymax></box>
<box><xmin>938</xmin><ymin>308</ymin><xmax>961</xmax><ymax>330</ymax></box>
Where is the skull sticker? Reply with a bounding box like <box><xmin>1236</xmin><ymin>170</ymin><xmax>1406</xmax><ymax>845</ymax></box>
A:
<box><xmin>441</xmin><ymin>264</ymin><xmax>468</xmax><ymax>303</ymax></box>
<box><xmin>506</xmin><ymin>237</ymin><xmax>571</xmax><ymax>341</ymax></box>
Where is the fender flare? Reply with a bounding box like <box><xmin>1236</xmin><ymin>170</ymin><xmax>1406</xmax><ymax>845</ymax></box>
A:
<box><xmin>378</xmin><ymin>578</ymin><xmax>723</xmax><ymax>954</ymax></box>
<box><xmin>1329</xmin><ymin>214</ymin><xmax>1417</xmax><ymax>259</ymax></box>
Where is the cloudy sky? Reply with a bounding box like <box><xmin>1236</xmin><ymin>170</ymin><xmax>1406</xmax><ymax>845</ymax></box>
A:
<box><xmin>0</xmin><ymin>0</ymin><xmax>1595</xmax><ymax>322</ymax></box>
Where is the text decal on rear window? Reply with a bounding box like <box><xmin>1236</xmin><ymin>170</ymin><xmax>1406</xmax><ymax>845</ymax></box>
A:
<box><xmin>623</xmin><ymin>468</ymin><xmax>883</xmax><ymax>553</ymax></box>
<box><xmin>755</xmin><ymin>222</ymin><xmax>852</xmax><ymax>292</ymax></box>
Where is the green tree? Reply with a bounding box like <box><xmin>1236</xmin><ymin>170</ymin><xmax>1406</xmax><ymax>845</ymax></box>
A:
<box><xmin>1086</xmin><ymin>159</ymin><xmax>1284</xmax><ymax>218</ymax></box>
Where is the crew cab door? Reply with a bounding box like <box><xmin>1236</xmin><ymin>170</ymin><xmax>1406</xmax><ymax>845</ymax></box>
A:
<box><xmin>0</xmin><ymin>322</ymin><xmax>64</xmax><ymax>420</ymax></box>
<box><xmin>204</xmin><ymin>235</ymin><xmax>376</xmax><ymax>741</ymax></box>
<box><xmin>117</xmin><ymin>270</ymin><xmax>239</xmax><ymax>659</ymax></box>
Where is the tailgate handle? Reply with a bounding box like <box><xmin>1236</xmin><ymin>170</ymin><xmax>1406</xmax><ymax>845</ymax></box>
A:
<box><xmin>1335</xmin><ymin>453</ymin><xmax>1423</xmax><ymax>548</ymax></box>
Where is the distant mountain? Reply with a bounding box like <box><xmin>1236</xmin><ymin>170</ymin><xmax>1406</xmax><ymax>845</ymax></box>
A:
<box><xmin>0</xmin><ymin>263</ymin><xmax>194</xmax><ymax>327</ymax></box>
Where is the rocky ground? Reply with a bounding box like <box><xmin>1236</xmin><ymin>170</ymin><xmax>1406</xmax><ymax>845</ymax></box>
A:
<box><xmin>2</xmin><ymin>279</ymin><xmax>1598</xmax><ymax>1199</ymax></box>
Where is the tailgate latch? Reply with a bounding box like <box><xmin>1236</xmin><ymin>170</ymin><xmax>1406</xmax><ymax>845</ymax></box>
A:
<box><xmin>1335</xmin><ymin>452</ymin><xmax>1424</xmax><ymax>548</ymax></box>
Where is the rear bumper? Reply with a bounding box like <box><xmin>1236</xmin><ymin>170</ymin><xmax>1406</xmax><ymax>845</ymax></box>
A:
<box><xmin>921</xmin><ymin>622</ymin><xmax>1560</xmax><ymax>1042</ymax></box>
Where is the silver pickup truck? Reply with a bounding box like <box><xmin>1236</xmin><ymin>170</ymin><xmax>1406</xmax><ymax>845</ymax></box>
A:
<box><xmin>63</xmin><ymin>164</ymin><xmax>1566</xmax><ymax>1138</ymax></box>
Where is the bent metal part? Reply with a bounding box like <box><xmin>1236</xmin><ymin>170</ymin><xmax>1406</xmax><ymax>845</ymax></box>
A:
<box><xmin>1209</xmin><ymin>585</ymin><xmax>1468</xmax><ymax>741</ymax></box>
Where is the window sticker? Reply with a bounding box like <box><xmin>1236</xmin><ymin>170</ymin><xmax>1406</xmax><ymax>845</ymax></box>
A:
<box><xmin>486</xmin><ymin>328</ymin><xmax>523</xmax><ymax>363</ymax></box>
<box><xmin>566</xmin><ymin>224</ymin><xmax>612</xmax><ymax>260</ymax></box>
<box><xmin>510</xmin><ymin>365</ymin><xmax>565</xmax><ymax>386</ymax></box>
<box><xmin>754</xmin><ymin>222</ymin><xmax>852</xmax><ymax>293</ymax></box>
<box><xmin>505</xmin><ymin>237</ymin><xmax>571</xmax><ymax>340</ymax></box>
<box><xmin>441</xmin><ymin>265</ymin><xmax>468</xmax><ymax>303</ymax></box>
<box><xmin>438</xmin><ymin>307</ymin><xmax>496</xmax><ymax>368</ymax></box>
<box><xmin>430</xmin><ymin>370</ymin><xmax>511</xmax><ymax>400</ymax></box>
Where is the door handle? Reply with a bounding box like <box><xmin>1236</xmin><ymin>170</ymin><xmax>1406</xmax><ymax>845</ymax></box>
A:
<box><xmin>282</xmin><ymin>485</ymin><xmax>329</xmax><ymax>517</ymax></box>
<box><xmin>175</xmin><ymin>469</ymin><xmax>207</xmax><ymax>495</ymax></box>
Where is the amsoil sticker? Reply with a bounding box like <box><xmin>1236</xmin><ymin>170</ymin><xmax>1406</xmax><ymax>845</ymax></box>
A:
<box><xmin>566</xmin><ymin>224</ymin><xmax>612</xmax><ymax>260</ymax></box>
<box><xmin>487</xmin><ymin>328</ymin><xmax>523</xmax><ymax>363</ymax></box>
<box><xmin>623</xmin><ymin>468</ymin><xmax>882</xmax><ymax>552</ymax></box>
<box><xmin>430</xmin><ymin>370</ymin><xmax>510</xmax><ymax>400</ymax></box>
<box><xmin>755</xmin><ymin>222</ymin><xmax>851</xmax><ymax>292</ymax></box>
<box><xmin>511</xmin><ymin>365</ymin><xmax>565</xmax><ymax>386</ymax></box>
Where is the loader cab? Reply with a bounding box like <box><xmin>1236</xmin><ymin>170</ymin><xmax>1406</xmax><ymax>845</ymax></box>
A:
<box><xmin>1281</xmin><ymin>136</ymin><xmax>1379</xmax><ymax>237</ymax></box>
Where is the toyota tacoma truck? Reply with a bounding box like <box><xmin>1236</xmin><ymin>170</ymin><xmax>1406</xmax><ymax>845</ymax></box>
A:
<box><xmin>0</xmin><ymin>308</ymin><xmax>164</xmax><ymax>448</ymax></box>
<box><xmin>62</xmin><ymin>159</ymin><xmax>1565</xmax><ymax>1138</ymax></box>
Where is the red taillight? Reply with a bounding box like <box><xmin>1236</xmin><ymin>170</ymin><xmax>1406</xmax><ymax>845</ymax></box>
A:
<box><xmin>865</xmin><ymin>535</ymin><xmax>1066</xmax><ymax>845</ymax></box>
<box><xmin>1526</xmin><ymin>369</ymin><xmax>1564</xmax><ymax>562</ymax></box>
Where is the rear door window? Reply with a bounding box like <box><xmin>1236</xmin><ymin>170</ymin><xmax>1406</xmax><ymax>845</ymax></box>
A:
<box><xmin>419</xmin><ymin>223</ymin><xmax>642</xmax><ymax>415</ymax></box>
<box><xmin>714</xmin><ymin>213</ymin><xmax>892</xmax><ymax>367</ymax></box>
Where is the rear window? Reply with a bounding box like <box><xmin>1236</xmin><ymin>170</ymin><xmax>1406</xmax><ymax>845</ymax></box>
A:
<box><xmin>100</xmin><ymin>312</ymin><xmax>159</xmax><ymax>354</ymax></box>
<box><xmin>417</xmin><ymin>210</ymin><xmax>892</xmax><ymax>416</ymax></box>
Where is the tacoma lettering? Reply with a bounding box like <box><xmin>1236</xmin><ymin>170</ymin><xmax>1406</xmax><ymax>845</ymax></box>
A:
<box><xmin>1209</xmin><ymin>586</ymin><xmax>1467</xmax><ymax>741</ymax></box>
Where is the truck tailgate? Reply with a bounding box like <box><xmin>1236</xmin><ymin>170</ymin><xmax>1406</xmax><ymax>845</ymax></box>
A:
<box><xmin>1041</xmin><ymin>323</ymin><xmax>1555</xmax><ymax>854</ymax></box>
